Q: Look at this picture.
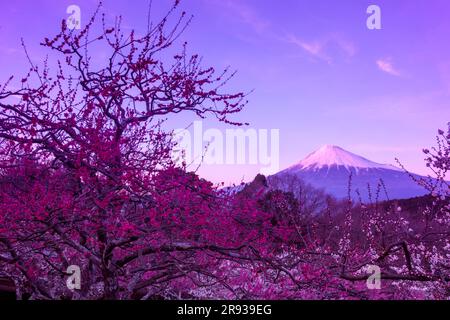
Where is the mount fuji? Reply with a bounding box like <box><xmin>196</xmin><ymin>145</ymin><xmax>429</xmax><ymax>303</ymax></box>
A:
<box><xmin>272</xmin><ymin>145</ymin><xmax>429</xmax><ymax>201</ymax></box>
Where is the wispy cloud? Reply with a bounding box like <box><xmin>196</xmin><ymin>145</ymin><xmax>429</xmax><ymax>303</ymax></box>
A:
<box><xmin>376</xmin><ymin>58</ymin><xmax>401</xmax><ymax>76</ymax></box>
<box><xmin>0</xmin><ymin>46</ymin><xmax>22</xmax><ymax>56</ymax></box>
<box><xmin>286</xmin><ymin>35</ymin><xmax>330</xmax><ymax>63</ymax></box>
<box><xmin>323</xmin><ymin>91</ymin><xmax>449</xmax><ymax>127</ymax></box>
<box><xmin>208</xmin><ymin>0</ymin><xmax>269</xmax><ymax>34</ymax></box>
<box><xmin>286</xmin><ymin>34</ymin><xmax>356</xmax><ymax>64</ymax></box>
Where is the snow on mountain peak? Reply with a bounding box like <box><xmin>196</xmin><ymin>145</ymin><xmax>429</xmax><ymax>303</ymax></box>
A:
<box><xmin>295</xmin><ymin>145</ymin><xmax>401</xmax><ymax>171</ymax></box>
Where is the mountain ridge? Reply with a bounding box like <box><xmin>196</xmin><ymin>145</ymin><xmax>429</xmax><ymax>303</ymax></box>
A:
<box><xmin>286</xmin><ymin>144</ymin><xmax>401</xmax><ymax>172</ymax></box>
<box><xmin>272</xmin><ymin>145</ymin><xmax>429</xmax><ymax>202</ymax></box>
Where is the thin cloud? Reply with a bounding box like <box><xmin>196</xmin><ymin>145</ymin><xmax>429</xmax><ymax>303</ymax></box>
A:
<box><xmin>0</xmin><ymin>47</ymin><xmax>22</xmax><ymax>55</ymax></box>
<box><xmin>286</xmin><ymin>35</ymin><xmax>330</xmax><ymax>63</ymax></box>
<box><xmin>334</xmin><ymin>37</ymin><xmax>356</xmax><ymax>58</ymax></box>
<box><xmin>286</xmin><ymin>34</ymin><xmax>356</xmax><ymax>64</ymax></box>
<box><xmin>208</xmin><ymin>0</ymin><xmax>269</xmax><ymax>34</ymax></box>
<box><xmin>376</xmin><ymin>58</ymin><xmax>401</xmax><ymax>76</ymax></box>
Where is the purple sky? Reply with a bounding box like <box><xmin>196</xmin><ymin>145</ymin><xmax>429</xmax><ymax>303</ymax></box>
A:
<box><xmin>1</xmin><ymin>0</ymin><xmax>449</xmax><ymax>184</ymax></box>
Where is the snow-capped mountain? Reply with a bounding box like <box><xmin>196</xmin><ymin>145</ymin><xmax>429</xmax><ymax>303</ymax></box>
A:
<box><xmin>273</xmin><ymin>145</ymin><xmax>429</xmax><ymax>201</ymax></box>
<box><xmin>297</xmin><ymin>145</ymin><xmax>401</xmax><ymax>171</ymax></box>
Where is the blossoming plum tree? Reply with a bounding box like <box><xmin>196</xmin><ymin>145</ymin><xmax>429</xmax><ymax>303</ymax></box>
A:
<box><xmin>0</xmin><ymin>1</ymin><xmax>260</xmax><ymax>299</ymax></box>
